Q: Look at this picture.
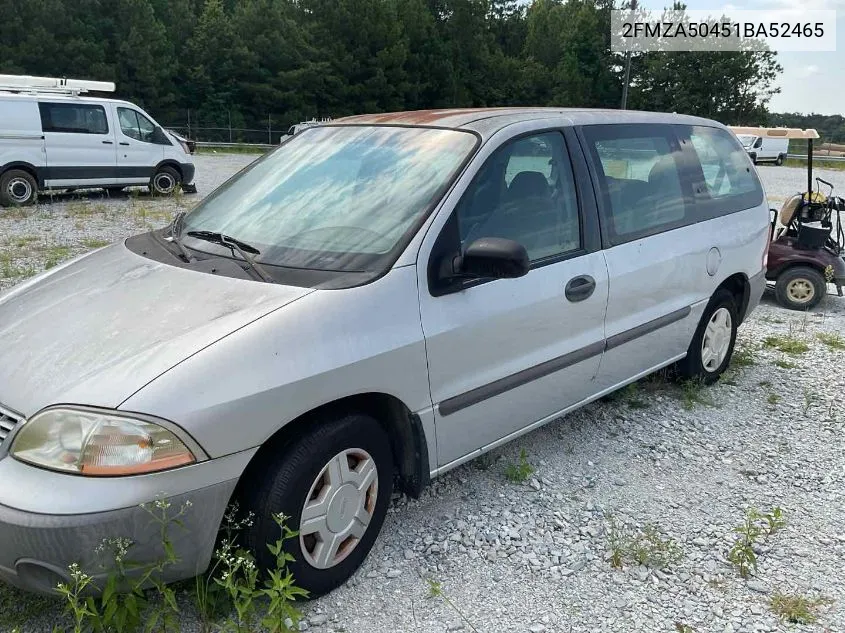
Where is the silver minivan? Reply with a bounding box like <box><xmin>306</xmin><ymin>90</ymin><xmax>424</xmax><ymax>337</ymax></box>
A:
<box><xmin>0</xmin><ymin>108</ymin><xmax>768</xmax><ymax>596</ymax></box>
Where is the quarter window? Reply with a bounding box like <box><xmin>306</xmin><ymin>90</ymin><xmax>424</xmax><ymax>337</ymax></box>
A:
<box><xmin>39</xmin><ymin>102</ymin><xmax>108</xmax><ymax>134</ymax></box>
<box><xmin>455</xmin><ymin>132</ymin><xmax>580</xmax><ymax>263</ymax></box>
<box><xmin>584</xmin><ymin>126</ymin><xmax>686</xmax><ymax>243</ymax></box>
<box><xmin>689</xmin><ymin>127</ymin><xmax>760</xmax><ymax>198</ymax></box>
<box><xmin>117</xmin><ymin>107</ymin><xmax>157</xmax><ymax>143</ymax></box>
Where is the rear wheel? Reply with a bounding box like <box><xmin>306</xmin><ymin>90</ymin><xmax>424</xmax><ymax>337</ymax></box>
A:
<box><xmin>150</xmin><ymin>166</ymin><xmax>181</xmax><ymax>196</ymax></box>
<box><xmin>774</xmin><ymin>266</ymin><xmax>826</xmax><ymax>310</ymax></box>
<box><xmin>241</xmin><ymin>412</ymin><xmax>393</xmax><ymax>598</ymax></box>
<box><xmin>676</xmin><ymin>289</ymin><xmax>738</xmax><ymax>384</ymax></box>
<box><xmin>0</xmin><ymin>169</ymin><xmax>38</xmax><ymax>206</ymax></box>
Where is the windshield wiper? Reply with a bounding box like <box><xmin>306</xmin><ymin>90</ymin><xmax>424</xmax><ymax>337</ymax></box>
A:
<box><xmin>168</xmin><ymin>211</ymin><xmax>195</xmax><ymax>263</ymax></box>
<box><xmin>186</xmin><ymin>230</ymin><xmax>276</xmax><ymax>283</ymax></box>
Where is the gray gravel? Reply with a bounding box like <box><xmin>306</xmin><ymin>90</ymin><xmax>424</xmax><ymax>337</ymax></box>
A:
<box><xmin>1</xmin><ymin>160</ymin><xmax>845</xmax><ymax>632</ymax></box>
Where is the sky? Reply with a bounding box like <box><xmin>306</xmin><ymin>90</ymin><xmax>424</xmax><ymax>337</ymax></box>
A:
<box><xmin>632</xmin><ymin>0</ymin><xmax>845</xmax><ymax>115</ymax></box>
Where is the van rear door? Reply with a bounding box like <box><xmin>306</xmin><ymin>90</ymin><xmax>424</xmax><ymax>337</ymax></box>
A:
<box><xmin>39</xmin><ymin>100</ymin><xmax>118</xmax><ymax>187</ymax></box>
<box><xmin>0</xmin><ymin>97</ymin><xmax>46</xmax><ymax>176</ymax></box>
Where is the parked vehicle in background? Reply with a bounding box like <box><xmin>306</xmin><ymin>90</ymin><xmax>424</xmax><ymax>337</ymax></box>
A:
<box><xmin>731</xmin><ymin>126</ymin><xmax>845</xmax><ymax>310</ymax></box>
<box><xmin>732</xmin><ymin>129</ymin><xmax>789</xmax><ymax>165</ymax></box>
<box><xmin>0</xmin><ymin>75</ymin><xmax>196</xmax><ymax>205</ymax></box>
<box><xmin>285</xmin><ymin>118</ymin><xmax>332</xmax><ymax>139</ymax></box>
<box><xmin>0</xmin><ymin>108</ymin><xmax>768</xmax><ymax>599</ymax></box>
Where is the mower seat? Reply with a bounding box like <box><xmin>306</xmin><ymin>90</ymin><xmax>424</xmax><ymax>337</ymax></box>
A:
<box><xmin>773</xmin><ymin>194</ymin><xmax>803</xmax><ymax>240</ymax></box>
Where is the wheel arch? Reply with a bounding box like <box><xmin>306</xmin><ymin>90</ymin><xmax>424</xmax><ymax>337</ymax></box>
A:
<box><xmin>236</xmin><ymin>392</ymin><xmax>431</xmax><ymax>501</ymax></box>
<box><xmin>154</xmin><ymin>160</ymin><xmax>183</xmax><ymax>180</ymax></box>
<box><xmin>1</xmin><ymin>161</ymin><xmax>41</xmax><ymax>187</ymax></box>
<box><xmin>716</xmin><ymin>273</ymin><xmax>752</xmax><ymax>323</ymax></box>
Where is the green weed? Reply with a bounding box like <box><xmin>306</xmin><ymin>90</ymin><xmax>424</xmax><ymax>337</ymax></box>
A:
<box><xmin>727</xmin><ymin>507</ymin><xmax>785</xmax><ymax>578</ymax></box>
<box><xmin>504</xmin><ymin>449</ymin><xmax>534</xmax><ymax>483</ymax></box>
<box><xmin>774</xmin><ymin>358</ymin><xmax>796</xmax><ymax>369</ymax></box>
<box><xmin>816</xmin><ymin>332</ymin><xmax>845</xmax><ymax>350</ymax></box>
<box><xmin>82</xmin><ymin>238</ymin><xmax>110</xmax><ymax>249</ymax></box>
<box><xmin>678</xmin><ymin>379</ymin><xmax>715</xmax><ymax>410</ymax></box>
<box><xmin>763</xmin><ymin>335</ymin><xmax>809</xmax><ymax>355</ymax></box>
<box><xmin>770</xmin><ymin>592</ymin><xmax>832</xmax><ymax>624</ymax></box>
<box><xmin>604</xmin><ymin>515</ymin><xmax>681</xmax><ymax>570</ymax></box>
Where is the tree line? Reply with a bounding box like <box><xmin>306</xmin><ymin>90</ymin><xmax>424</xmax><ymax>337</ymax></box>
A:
<box><xmin>0</xmin><ymin>0</ymin><xmax>785</xmax><ymax>140</ymax></box>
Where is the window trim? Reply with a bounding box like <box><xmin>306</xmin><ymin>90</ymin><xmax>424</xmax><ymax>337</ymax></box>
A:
<box><xmin>38</xmin><ymin>101</ymin><xmax>110</xmax><ymax>135</ymax></box>
<box><xmin>427</xmin><ymin>127</ymin><xmax>594</xmax><ymax>298</ymax></box>
<box><xmin>576</xmin><ymin>123</ymin><xmax>697</xmax><ymax>249</ymax></box>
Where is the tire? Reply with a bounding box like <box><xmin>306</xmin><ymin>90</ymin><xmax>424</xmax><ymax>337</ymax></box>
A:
<box><xmin>0</xmin><ymin>169</ymin><xmax>38</xmax><ymax>207</ymax></box>
<box><xmin>676</xmin><ymin>289</ymin><xmax>738</xmax><ymax>384</ymax></box>
<box><xmin>149</xmin><ymin>166</ymin><xmax>181</xmax><ymax>196</ymax></box>
<box><xmin>241</xmin><ymin>412</ymin><xmax>393</xmax><ymax>598</ymax></box>
<box><xmin>749</xmin><ymin>153</ymin><xmax>757</xmax><ymax>165</ymax></box>
<box><xmin>775</xmin><ymin>154</ymin><xmax>784</xmax><ymax>166</ymax></box>
<box><xmin>774</xmin><ymin>266</ymin><xmax>826</xmax><ymax>311</ymax></box>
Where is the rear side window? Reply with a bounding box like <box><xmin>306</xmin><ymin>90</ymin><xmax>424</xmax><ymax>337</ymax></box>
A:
<box><xmin>582</xmin><ymin>125</ymin><xmax>687</xmax><ymax>244</ymax></box>
<box><xmin>686</xmin><ymin>126</ymin><xmax>763</xmax><ymax>214</ymax></box>
<box><xmin>39</xmin><ymin>102</ymin><xmax>108</xmax><ymax>134</ymax></box>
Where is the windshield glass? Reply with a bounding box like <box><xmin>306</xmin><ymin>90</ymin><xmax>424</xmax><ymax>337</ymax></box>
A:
<box><xmin>736</xmin><ymin>134</ymin><xmax>755</xmax><ymax>148</ymax></box>
<box><xmin>183</xmin><ymin>125</ymin><xmax>477</xmax><ymax>272</ymax></box>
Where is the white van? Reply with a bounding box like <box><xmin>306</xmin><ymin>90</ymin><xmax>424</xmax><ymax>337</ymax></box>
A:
<box><xmin>733</xmin><ymin>132</ymin><xmax>789</xmax><ymax>165</ymax></box>
<box><xmin>0</xmin><ymin>75</ymin><xmax>195</xmax><ymax>206</ymax></box>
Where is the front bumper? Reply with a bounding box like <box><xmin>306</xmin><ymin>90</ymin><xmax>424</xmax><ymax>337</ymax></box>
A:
<box><xmin>0</xmin><ymin>448</ymin><xmax>255</xmax><ymax>594</ymax></box>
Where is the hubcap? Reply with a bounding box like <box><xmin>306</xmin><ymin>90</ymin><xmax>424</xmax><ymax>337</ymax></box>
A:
<box><xmin>299</xmin><ymin>448</ymin><xmax>378</xmax><ymax>570</ymax></box>
<box><xmin>154</xmin><ymin>173</ymin><xmax>175</xmax><ymax>194</ymax></box>
<box><xmin>7</xmin><ymin>177</ymin><xmax>32</xmax><ymax>203</ymax></box>
<box><xmin>701</xmin><ymin>307</ymin><xmax>732</xmax><ymax>372</ymax></box>
<box><xmin>786</xmin><ymin>278</ymin><xmax>815</xmax><ymax>304</ymax></box>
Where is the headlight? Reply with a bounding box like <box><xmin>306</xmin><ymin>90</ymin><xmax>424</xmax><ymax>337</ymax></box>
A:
<box><xmin>11</xmin><ymin>408</ymin><xmax>196</xmax><ymax>476</ymax></box>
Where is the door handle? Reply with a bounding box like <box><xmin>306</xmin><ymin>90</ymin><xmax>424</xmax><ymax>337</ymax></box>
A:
<box><xmin>119</xmin><ymin>142</ymin><xmax>130</xmax><ymax>146</ymax></box>
<box><xmin>564</xmin><ymin>275</ymin><xmax>596</xmax><ymax>302</ymax></box>
<box><xmin>102</xmin><ymin>140</ymin><xmax>113</xmax><ymax>145</ymax></box>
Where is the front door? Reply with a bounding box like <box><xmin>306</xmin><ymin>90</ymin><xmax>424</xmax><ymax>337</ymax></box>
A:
<box><xmin>113</xmin><ymin>105</ymin><xmax>164</xmax><ymax>185</ymax></box>
<box><xmin>39</xmin><ymin>101</ymin><xmax>117</xmax><ymax>187</ymax></box>
<box><xmin>418</xmin><ymin>129</ymin><xmax>609</xmax><ymax>467</ymax></box>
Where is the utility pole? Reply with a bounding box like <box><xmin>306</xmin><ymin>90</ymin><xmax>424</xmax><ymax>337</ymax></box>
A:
<box><xmin>621</xmin><ymin>0</ymin><xmax>637</xmax><ymax>110</ymax></box>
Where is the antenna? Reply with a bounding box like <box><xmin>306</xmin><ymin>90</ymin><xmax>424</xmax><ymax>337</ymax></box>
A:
<box><xmin>0</xmin><ymin>74</ymin><xmax>115</xmax><ymax>95</ymax></box>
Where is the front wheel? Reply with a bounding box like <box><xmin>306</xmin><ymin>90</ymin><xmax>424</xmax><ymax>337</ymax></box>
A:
<box><xmin>0</xmin><ymin>169</ymin><xmax>38</xmax><ymax>207</ymax></box>
<box><xmin>241</xmin><ymin>413</ymin><xmax>393</xmax><ymax>598</ymax></box>
<box><xmin>676</xmin><ymin>289</ymin><xmax>738</xmax><ymax>384</ymax></box>
<box><xmin>775</xmin><ymin>154</ymin><xmax>784</xmax><ymax>166</ymax></box>
<box><xmin>749</xmin><ymin>153</ymin><xmax>757</xmax><ymax>165</ymax></box>
<box><xmin>774</xmin><ymin>266</ymin><xmax>826</xmax><ymax>310</ymax></box>
<box><xmin>149</xmin><ymin>166</ymin><xmax>181</xmax><ymax>196</ymax></box>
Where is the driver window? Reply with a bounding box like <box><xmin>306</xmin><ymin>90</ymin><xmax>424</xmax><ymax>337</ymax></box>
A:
<box><xmin>118</xmin><ymin>107</ymin><xmax>155</xmax><ymax>142</ymax></box>
<box><xmin>454</xmin><ymin>132</ymin><xmax>581</xmax><ymax>263</ymax></box>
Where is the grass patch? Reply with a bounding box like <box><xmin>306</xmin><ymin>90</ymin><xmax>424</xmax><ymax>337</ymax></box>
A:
<box><xmin>605</xmin><ymin>515</ymin><xmax>682</xmax><ymax>570</ymax></box>
<box><xmin>763</xmin><ymin>335</ymin><xmax>809</xmax><ymax>355</ymax></box>
<box><xmin>784</xmin><ymin>157</ymin><xmax>845</xmax><ymax>171</ymax></box>
<box><xmin>196</xmin><ymin>144</ymin><xmax>270</xmax><ymax>155</ymax></box>
<box><xmin>82</xmin><ymin>238</ymin><xmax>110</xmax><ymax>249</ymax></box>
<box><xmin>767</xmin><ymin>393</ymin><xmax>781</xmax><ymax>406</ymax></box>
<box><xmin>816</xmin><ymin>332</ymin><xmax>845</xmax><ymax>350</ymax></box>
<box><xmin>770</xmin><ymin>593</ymin><xmax>832</xmax><ymax>624</ymax></box>
<box><xmin>43</xmin><ymin>245</ymin><xmax>72</xmax><ymax>270</ymax></box>
<box><xmin>731</xmin><ymin>343</ymin><xmax>756</xmax><ymax>368</ymax></box>
<box><xmin>774</xmin><ymin>358</ymin><xmax>797</xmax><ymax>369</ymax></box>
<box><xmin>504</xmin><ymin>448</ymin><xmax>534</xmax><ymax>483</ymax></box>
<box><xmin>678</xmin><ymin>378</ymin><xmax>715</xmax><ymax>410</ymax></box>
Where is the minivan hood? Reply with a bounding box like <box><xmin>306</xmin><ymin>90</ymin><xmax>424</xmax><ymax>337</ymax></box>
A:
<box><xmin>0</xmin><ymin>243</ymin><xmax>311</xmax><ymax>417</ymax></box>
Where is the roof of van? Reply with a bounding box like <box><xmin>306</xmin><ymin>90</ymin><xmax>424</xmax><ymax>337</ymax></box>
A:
<box><xmin>334</xmin><ymin>107</ymin><xmax>724</xmax><ymax>137</ymax></box>
<box><xmin>0</xmin><ymin>91</ymin><xmax>135</xmax><ymax>107</ymax></box>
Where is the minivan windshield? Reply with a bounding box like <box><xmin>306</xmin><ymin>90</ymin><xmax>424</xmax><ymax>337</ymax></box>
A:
<box><xmin>183</xmin><ymin>125</ymin><xmax>477</xmax><ymax>273</ymax></box>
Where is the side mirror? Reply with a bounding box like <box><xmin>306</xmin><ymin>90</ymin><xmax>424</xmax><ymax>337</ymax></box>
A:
<box><xmin>453</xmin><ymin>237</ymin><xmax>530</xmax><ymax>280</ymax></box>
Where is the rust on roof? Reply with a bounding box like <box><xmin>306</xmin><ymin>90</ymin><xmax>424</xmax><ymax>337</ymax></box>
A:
<box><xmin>333</xmin><ymin>107</ymin><xmax>563</xmax><ymax>127</ymax></box>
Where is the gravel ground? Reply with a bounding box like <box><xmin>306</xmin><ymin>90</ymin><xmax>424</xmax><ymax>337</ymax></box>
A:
<box><xmin>1</xmin><ymin>160</ymin><xmax>844</xmax><ymax>633</ymax></box>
